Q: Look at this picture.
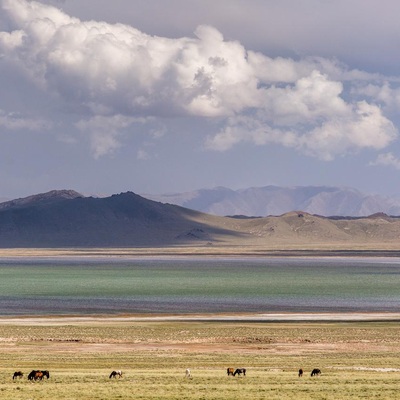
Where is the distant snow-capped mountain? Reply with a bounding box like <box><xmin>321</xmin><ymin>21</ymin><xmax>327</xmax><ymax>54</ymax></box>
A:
<box><xmin>142</xmin><ymin>186</ymin><xmax>400</xmax><ymax>217</ymax></box>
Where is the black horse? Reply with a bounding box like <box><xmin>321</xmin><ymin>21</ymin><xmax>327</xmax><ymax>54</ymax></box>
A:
<box><xmin>41</xmin><ymin>370</ymin><xmax>50</xmax><ymax>379</ymax></box>
<box><xmin>311</xmin><ymin>368</ymin><xmax>321</xmax><ymax>376</ymax></box>
<box><xmin>13</xmin><ymin>371</ymin><xmax>23</xmax><ymax>380</ymax></box>
<box><xmin>298</xmin><ymin>368</ymin><xmax>303</xmax><ymax>377</ymax></box>
<box><xmin>233</xmin><ymin>368</ymin><xmax>246</xmax><ymax>376</ymax></box>
<box><xmin>27</xmin><ymin>370</ymin><xmax>37</xmax><ymax>381</ymax></box>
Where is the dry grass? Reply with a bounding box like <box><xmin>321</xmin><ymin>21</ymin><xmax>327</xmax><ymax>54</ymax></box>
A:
<box><xmin>4</xmin><ymin>369</ymin><xmax>400</xmax><ymax>400</ymax></box>
<box><xmin>0</xmin><ymin>320</ymin><xmax>400</xmax><ymax>399</ymax></box>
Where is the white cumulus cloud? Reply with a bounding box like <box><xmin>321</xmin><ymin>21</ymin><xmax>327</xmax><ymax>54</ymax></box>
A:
<box><xmin>371</xmin><ymin>152</ymin><xmax>400</xmax><ymax>170</ymax></box>
<box><xmin>0</xmin><ymin>0</ymin><xmax>398</xmax><ymax>159</ymax></box>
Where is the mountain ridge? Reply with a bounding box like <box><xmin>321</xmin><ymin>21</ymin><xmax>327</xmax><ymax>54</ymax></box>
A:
<box><xmin>0</xmin><ymin>189</ymin><xmax>400</xmax><ymax>248</ymax></box>
<box><xmin>0</xmin><ymin>189</ymin><xmax>83</xmax><ymax>211</ymax></box>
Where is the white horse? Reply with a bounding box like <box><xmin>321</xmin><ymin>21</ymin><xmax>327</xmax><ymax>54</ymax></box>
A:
<box><xmin>185</xmin><ymin>368</ymin><xmax>192</xmax><ymax>378</ymax></box>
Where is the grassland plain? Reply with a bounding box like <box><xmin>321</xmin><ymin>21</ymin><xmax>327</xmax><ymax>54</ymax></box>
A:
<box><xmin>0</xmin><ymin>319</ymin><xmax>400</xmax><ymax>399</ymax></box>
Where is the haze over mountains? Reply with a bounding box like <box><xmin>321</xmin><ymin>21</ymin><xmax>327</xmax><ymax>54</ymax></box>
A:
<box><xmin>0</xmin><ymin>188</ymin><xmax>400</xmax><ymax>249</ymax></box>
<box><xmin>143</xmin><ymin>186</ymin><xmax>400</xmax><ymax>217</ymax></box>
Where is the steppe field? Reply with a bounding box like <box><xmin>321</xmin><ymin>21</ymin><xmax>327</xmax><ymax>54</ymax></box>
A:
<box><xmin>1</xmin><ymin>318</ymin><xmax>400</xmax><ymax>400</ymax></box>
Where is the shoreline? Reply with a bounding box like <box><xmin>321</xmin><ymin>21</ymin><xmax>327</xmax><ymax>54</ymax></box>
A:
<box><xmin>1</xmin><ymin>312</ymin><xmax>400</xmax><ymax>324</ymax></box>
<box><xmin>2</xmin><ymin>247</ymin><xmax>400</xmax><ymax>259</ymax></box>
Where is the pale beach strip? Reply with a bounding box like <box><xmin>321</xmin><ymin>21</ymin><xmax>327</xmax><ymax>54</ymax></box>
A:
<box><xmin>1</xmin><ymin>312</ymin><xmax>400</xmax><ymax>325</ymax></box>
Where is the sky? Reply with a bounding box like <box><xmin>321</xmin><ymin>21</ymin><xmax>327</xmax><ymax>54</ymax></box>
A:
<box><xmin>1</xmin><ymin>0</ymin><xmax>400</xmax><ymax>199</ymax></box>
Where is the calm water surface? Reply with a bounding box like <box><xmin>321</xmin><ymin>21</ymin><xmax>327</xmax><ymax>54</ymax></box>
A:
<box><xmin>0</xmin><ymin>257</ymin><xmax>399</xmax><ymax>315</ymax></box>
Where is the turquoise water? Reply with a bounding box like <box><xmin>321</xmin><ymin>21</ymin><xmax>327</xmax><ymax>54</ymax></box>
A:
<box><xmin>0</xmin><ymin>257</ymin><xmax>399</xmax><ymax>315</ymax></box>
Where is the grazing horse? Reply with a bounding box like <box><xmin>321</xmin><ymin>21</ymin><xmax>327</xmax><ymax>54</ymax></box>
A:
<box><xmin>298</xmin><ymin>368</ymin><xmax>303</xmax><ymax>377</ymax></box>
<box><xmin>311</xmin><ymin>368</ymin><xmax>321</xmax><ymax>376</ymax></box>
<box><xmin>13</xmin><ymin>371</ymin><xmax>23</xmax><ymax>380</ymax></box>
<box><xmin>233</xmin><ymin>368</ymin><xmax>246</xmax><ymax>377</ymax></box>
<box><xmin>109</xmin><ymin>370</ymin><xmax>123</xmax><ymax>379</ymax></box>
<box><xmin>41</xmin><ymin>370</ymin><xmax>50</xmax><ymax>379</ymax></box>
<box><xmin>28</xmin><ymin>370</ymin><xmax>50</xmax><ymax>381</ymax></box>
<box><xmin>227</xmin><ymin>367</ymin><xmax>235</xmax><ymax>376</ymax></box>
<box><xmin>28</xmin><ymin>370</ymin><xmax>38</xmax><ymax>381</ymax></box>
<box><xmin>35</xmin><ymin>371</ymin><xmax>44</xmax><ymax>381</ymax></box>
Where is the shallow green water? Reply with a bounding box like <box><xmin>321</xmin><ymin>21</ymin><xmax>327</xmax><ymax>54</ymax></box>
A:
<box><xmin>0</xmin><ymin>257</ymin><xmax>399</xmax><ymax>315</ymax></box>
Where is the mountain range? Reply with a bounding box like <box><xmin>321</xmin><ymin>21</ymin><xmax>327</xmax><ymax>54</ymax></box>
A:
<box><xmin>142</xmin><ymin>186</ymin><xmax>400</xmax><ymax>217</ymax></box>
<box><xmin>0</xmin><ymin>189</ymin><xmax>400</xmax><ymax>249</ymax></box>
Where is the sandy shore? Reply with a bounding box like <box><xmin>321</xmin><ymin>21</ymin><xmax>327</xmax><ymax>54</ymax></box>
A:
<box><xmin>1</xmin><ymin>312</ymin><xmax>400</xmax><ymax>325</ymax></box>
<box><xmin>2</xmin><ymin>247</ymin><xmax>400</xmax><ymax>259</ymax></box>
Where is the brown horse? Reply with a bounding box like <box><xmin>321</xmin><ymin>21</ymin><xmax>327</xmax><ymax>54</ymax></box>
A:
<box><xmin>109</xmin><ymin>370</ymin><xmax>123</xmax><ymax>379</ymax></box>
<box><xmin>227</xmin><ymin>367</ymin><xmax>234</xmax><ymax>376</ymax></box>
<box><xmin>13</xmin><ymin>371</ymin><xmax>23</xmax><ymax>380</ymax></box>
<box><xmin>35</xmin><ymin>371</ymin><xmax>44</xmax><ymax>380</ymax></box>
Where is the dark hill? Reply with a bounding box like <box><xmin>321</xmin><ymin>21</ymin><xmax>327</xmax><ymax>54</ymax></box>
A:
<box><xmin>0</xmin><ymin>191</ymin><xmax>237</xmax><ymax>247</ymax></box>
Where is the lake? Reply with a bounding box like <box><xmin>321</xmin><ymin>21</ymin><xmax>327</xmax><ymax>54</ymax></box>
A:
<box><xmin>0</xmin><ymin>257</ymin><xmax>399</xmax><ymax>315</ymax></box>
